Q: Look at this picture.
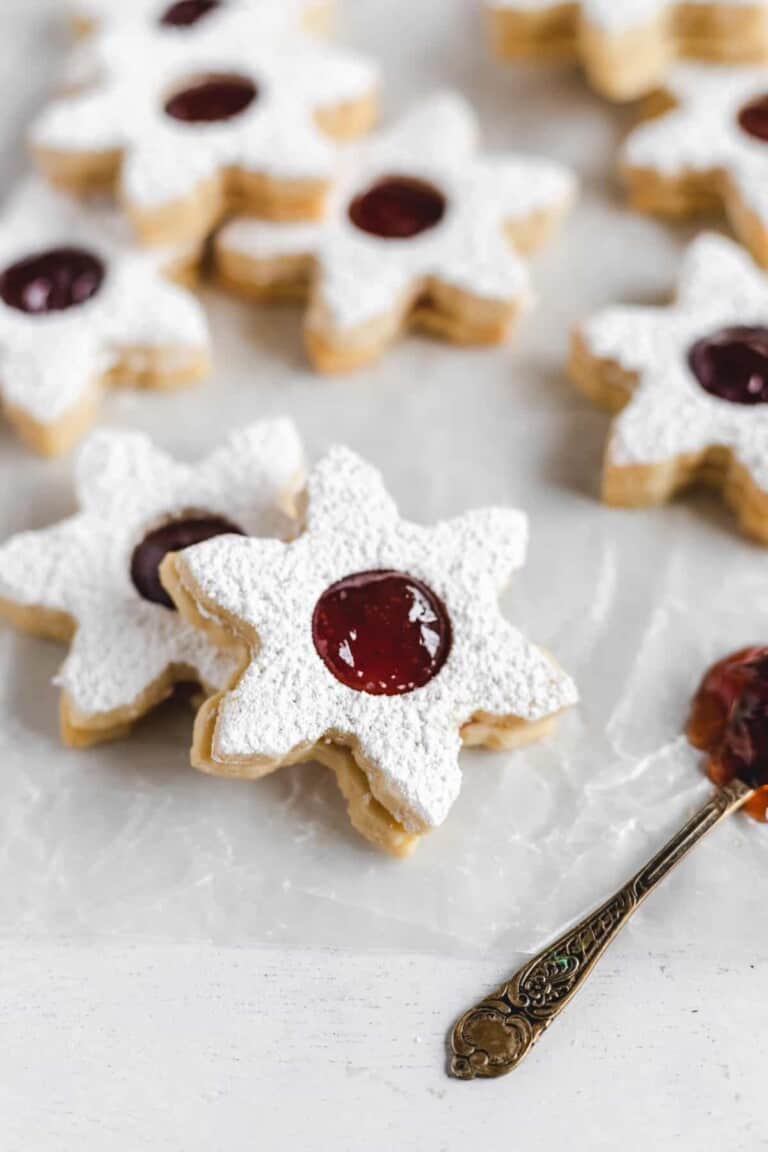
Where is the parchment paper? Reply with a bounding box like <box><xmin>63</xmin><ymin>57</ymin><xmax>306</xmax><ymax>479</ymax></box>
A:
<box><xmin>1</xmin><ymin>0</ymin><xmax>766</xmax><ymax>959</ymax></box>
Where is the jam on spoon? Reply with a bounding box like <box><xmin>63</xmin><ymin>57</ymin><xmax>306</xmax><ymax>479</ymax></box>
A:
<box><xmin>687</xmin><ymin>646</ymin><xmax>768</xmax><ymax>821</ymax></box>
<box><xmin>450</xmin><ymin>651</ymin><xmax>765</xmax><ymax>1081</ymax></box>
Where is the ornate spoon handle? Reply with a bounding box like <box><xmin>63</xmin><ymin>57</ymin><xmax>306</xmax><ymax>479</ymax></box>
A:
<box><xmin>449</xmin><ymin>777</ymin><xmax>753</xmax><ymax>1081</ymax></box>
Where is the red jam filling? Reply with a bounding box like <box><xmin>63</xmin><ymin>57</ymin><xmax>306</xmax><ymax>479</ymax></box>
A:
<box><xmin>131</xmin><ymin>514</ymin><xmax>245</xmax><ymax>610</ymax></box>
<box><xmin>738</xmin><ymin>94</ymin><xmax>768</xmax><ymax>143</ymax></box>
<box><xmin>348</xmin><ymin>176</ymin><xmax>447</xmax><ymax>240</ymax></box>
<box><xmin>688</xmin><ymin>327</ymin><xmax>768</xmax><ymax>405</ymax></box>
<box><xmin>164</xmin><ymin>74</ymin><xmax>257</xmax><ymax>124</ymax></box>
<box><xmin>687</xmin><ymin>647</ymin><xmax>768</xmax><ymax>820</ymax></box>
<box><xmin>160</xmin><ymin>0</ymin><xmax>222</xmax><ymax>27</ymax></box>
<box><xmin>0</xmin><ymin>247</ymin><xmax>104</xmax><ymax>314</ymax></box>
<box><xmin>311</xmin><ymin>569</ymin><xmax>453</xmax><ymax>696</ymax></box>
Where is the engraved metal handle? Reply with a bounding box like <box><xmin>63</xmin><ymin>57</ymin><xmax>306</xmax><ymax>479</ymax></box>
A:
<box><xmin>449</xmin><ymin>778</ymin><xmax>753</xmax><ymax>1081</ymax></box>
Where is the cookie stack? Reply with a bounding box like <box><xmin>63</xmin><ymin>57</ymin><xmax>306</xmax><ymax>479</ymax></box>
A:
<box><xmin>0</xmin><ymin>0</ymin><xmax>585</xmax><ymax>856</ymax></box>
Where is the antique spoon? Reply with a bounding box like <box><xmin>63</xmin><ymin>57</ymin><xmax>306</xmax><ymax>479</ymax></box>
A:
<box><xmin>449</xmin><ymin>647</ymin><xmax>768</xmax><ymax>1081</ymax></box>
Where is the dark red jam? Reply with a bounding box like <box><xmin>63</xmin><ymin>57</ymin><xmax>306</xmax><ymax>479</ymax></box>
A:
<box><xmin>687</xmin><ymin>647</ymin><xmax>768</xmax><ymax>820</ymax></box>
<box><xmin>164</xmin><ymin>74</ymin><xmax>257</xmax><ymax>124</ymax></box>
<box><xmin>131</xmin><ymin>514</ymin><xmax>245</xmax><ymax>610</ymax></box>
<box><xmin>688</xmin><ymin>327</ymin><xmax>768</xmax><ymax>405</ymax></box>
<box><xmin>738</xmin><ymin>94</ymin><xmax>768</xmax><ymax>143</ymax></box>
<box><xmin>159</xmin><ymin>0</ymin><xmax>222</xmax><ymax>27</ymax></box>
<box><xmin>348</xmin><ymin>177</ymin><xmax>447</xmax><ymax>240</ymax></box>
<box><xmin>311</xmin><ymin>569</ymin><xmax>452</xmax><ymax>695</ymax></box>
<box><xmin>0</xmin><ymin>247</ymin><xmax>104</xmax><ymax>314</ymax></box>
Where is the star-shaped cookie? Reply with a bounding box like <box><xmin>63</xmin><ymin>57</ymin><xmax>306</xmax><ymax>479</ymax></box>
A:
<box><xmin>32</xmin><ymin>28</ymin><xmax>378</xmax><ymax>246</ymax></box>
<box><xmin>65</xmin><ymin>0</ymin><xmax>333</xmax><ymax>88</ymax></box>
<box><xmin>570</xmin><ymin>231</ymin><xmax>768</xmax><ymax>542</ymax></box>
<box><xmin>0</xmin><ymin>179</ymin><xmax>209</xmax><ymax>456</ymax></box>
<box><xmin>160</xmin><ymin>445</ymin><xmax>577</xmax><ymax>856</ymax></box>
<box><xmin>622</xmin><ymin>64</ymin><xmax>768</xmax><ymax>267</ymax></box>
<box><xmin>0</xmin><ymin>420</ymin><xmax>304</xmax><ymax>746</ymax></box>
<box><xmin>486</xmin><ymin>0</ymin><xmax>768</xmax><ymax>101</ymax></box>
<box><xmin>215</xmin><ymin>92</ymin><xmax>576</xmax><ymax>372</ymax></box>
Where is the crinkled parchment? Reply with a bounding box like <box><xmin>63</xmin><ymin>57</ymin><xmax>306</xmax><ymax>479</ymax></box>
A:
<box><xmin>0</xmin><ymin>0</ymin><xmax>766</xmax><ymax>959</ymax></box>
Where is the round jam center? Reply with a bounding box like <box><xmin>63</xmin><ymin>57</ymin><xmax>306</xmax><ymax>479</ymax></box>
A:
<box><xmin>311</xmin><ymin>569</ymin><xmax>452</xmax><ymax>696</ymax></box>
<box><xmin>738</xmin><ymin>94</ymin><xmax>768</xmax><ymax>143</ymax></box>
<box><xmin>164</xmin><ymin>74</ymin><xmax>257</xmax><ymax>124</ymax></box>
<box><xmin>688</xmin><ymin>326</ymin><xmax>768</xmax><ymax>405</ymax></box>
<box><xmin>348</xmin><ymin>177</ymin><xmax>447</xmax><ymax>240</ymax></box>
<box><xmin>159</xmin><ymin>0</ymin><xmax>222</xmax><ymax>26</ymax></box>
<box><xmin>0</xmin><ymin>247</ymin><xmax>104</xmax><ymax>314</ymax></box>
<box><xmin>131</xmin><ymin>514</ymin><xmax>245</xmax><ymax>610</ymax></box>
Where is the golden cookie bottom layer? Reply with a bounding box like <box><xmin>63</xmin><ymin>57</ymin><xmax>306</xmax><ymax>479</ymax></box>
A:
<box><xmin>0</xmin><ymin>595</ymin><xmax>216</xmax><ymax>746</ymax></box>
<box><xmin>161</xmin><ymin>552</ymin><xmax>568</xmax><ymax>857</ymax></box>
<box><xmin>3</xmin><ymin>345</ymin><xmax>210</xmax><ymax>457</ymax></box>
<box><xmin>488</xmin><ymin>4</ymin><xmax>768</xmax><ymax>101</ymax></box>
<box><xmin>569</xmin><ymin>330</ymin><xmax>768</xmax><ymax>544</ymax></box>
<box><xmin>32</xmin><ymin>91</ymin><xmax>378</xmax><ymax>248</ymax></box>
<box><xmin>622</xmin><ymin>163</ymin><xmax>768</xmax><ymax>270</ymax></box>
<box><xmin>215</xmin><ymin>203</ymin><xmax>568</xmax><ymax>374</ymax></box>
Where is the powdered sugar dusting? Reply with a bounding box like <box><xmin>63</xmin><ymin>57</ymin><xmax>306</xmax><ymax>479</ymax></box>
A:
<box><xmin>580</xmin><ymin>232</ymin><xmax>768</xmax><ymax>485</ymax></box>
<box><xmin>33</xmin><ymin>25</ymin><xmax>378</xmax><ymax>212</ymax></box>
<box><xmin>217</xmin><ymin>91</ymin><xmax>576</xmax><ymax>333</ymax></box>
<box><xmin>0</xmin><ymin>179</ymin><xmax>208</xmax><ymax>426</ymax></box>
<box><xmin>175</xmin><ymin>445</ymin><xmax>577</xmax><ymax>831</ymax></box>
<box><xmin>0</xmin><ymin>421</ymin><xmax>304</xmax><ymax>721</ymax></box>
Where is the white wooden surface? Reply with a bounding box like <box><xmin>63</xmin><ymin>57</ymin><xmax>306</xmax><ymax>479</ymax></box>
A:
<box><xmin>2</xmin><ymin>3</ymin><xmax>768</xmax><ymax>1148</ymax></box>
<box><xmin>2</xmin><ymin>939</ymin><xmax>767</xmax><ymax>1150</ymax></box>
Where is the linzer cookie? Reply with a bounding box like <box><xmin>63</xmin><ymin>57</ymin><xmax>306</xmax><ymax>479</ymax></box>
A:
<box><xmin>65</xmin><ymin>2</ymin><xmax>332</xmax><ymax>89</ymax></box>
<box><xmin>31</xmin><ymin>33</ymin><xmax>378</xmax><ymax>246</ymax></box>
<box><xmin>622</xmin><ymin>64</ymin><xmax>768</xmax><ymax>267</ymax></box>
<box><xmin>0</xmin><ymin>421</ymin><xmax>304</xmax><ymax>747</ymax></box>
<box><xmin>569</xmin><ymin>232</ymin><xmax>768</xmax><ymax>542</ymax></box>
<box><xmin>159</xmin><ymin>446</ymin><xmax>577</xmax><ymax>856</ymax></box>
<box><xmin>66</xmin><ymin>0</ymin><xmax>334</xmax><ymax>40</ymax></box>
<box><xmin>0</xmin><ymin>180</ymin><xmax>209</xmax><ymax>457</ymax></box>
<box><xmin>215</xmin><ymin>92</ymin><xmax>576</xmax><ymax>373</ymax></box>
<box><xmin>486</xmin><ymin>1</ymin><xmax>768</xmax><ymax>102</ymax></box>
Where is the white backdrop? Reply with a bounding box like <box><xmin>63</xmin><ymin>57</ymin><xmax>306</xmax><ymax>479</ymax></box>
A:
<box><xmin>1</xmin><ymin>1</ymin><xmax>766</xmax><ymax>1148</ymax></box>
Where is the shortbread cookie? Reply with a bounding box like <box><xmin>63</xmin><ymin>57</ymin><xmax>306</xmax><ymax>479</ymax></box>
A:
<box><xmin>486</xmin><ymin>1</ymin><xmax>768</xmax><ymax>102</ymax></box>
<box><xmin>215</xmin><ymin>92</ymin><xmax>576</xmax><ymax>373</ymax></box>
<box><xmin>66</xmin><ymin>0</ymin><xmax>334</xmax><ymax>40</ymax></box>
<box><xmin>622</xmin><ymin>64</ymin><xmax>768</xmax><ymax>267</ymax></box>
<box><xmin>569</xmin><ymin>231</ymin><xmax>768</xmax><ymax>542</ymax></box>
<box><xmin>160</xmin><ymin>446</ymin><xmax>577</xmax><ymax>857</ymax></box>
<box><xmin>0</xmin><ymin>179</ymin><xmax>209</xmax><ymax>457</ymax></box>
<box><xmin>0</xmin><ymin>421</ymin><xmax>303</xmax><ymax>747</ymax></box>
<box><xmin>32</xmin><ymin>33</ymin><xmax>378</xmax><ymax>247</ymax></box>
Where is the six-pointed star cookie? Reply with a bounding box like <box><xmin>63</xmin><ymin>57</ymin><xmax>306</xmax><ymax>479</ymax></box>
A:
<box><xmin>215</xmin><ymin>92</ymin><xmax>576</xmax><ymax>373</ymax></box>
<box><xmin>0</xmin><ymin>420</ymin><xmax>304</xmax><ymax>747</ymax></box>
<box><xmin>570</xmin><ymin>231</ymin><xmax>768</xmax><ymax>542</ymax></box>
<box><xmin>0</xmin><ymin>179</ymin><xmax>209</xmax><ymax>457</ymax></box>
<box><xmin>486</xmin><ymin>1</ymin><xmax>768</xmax><ymax>101</ymax></box>
<box><xmin>622</xmin><ymin>64</ymin><xmax>768</xmax><ymax>267</ymax></box>
<box><xmin>65</xmin><ymin>1</ymin><xmax>332</xmax><ymax>89</ymax></box>
<box><xmin>65</xmin><ymin>0</ymin><xmax>333</xmax><ymax>40</ymax></box>
<box><xmin>160</xmin><ymin>446</ymin><xmax>577</xmax><ymax>855</ymax></box>
<box><xmin>31</xmin><ymin>28</ymin><xmax>378</xmax><ymax>246</ymax></box>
